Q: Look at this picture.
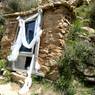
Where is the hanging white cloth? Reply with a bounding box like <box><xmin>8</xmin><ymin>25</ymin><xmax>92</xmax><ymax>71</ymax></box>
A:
<box><xmin>19</xmin><ymin>10</ymin><xmax>42</xmax><ymax>94</ymax></box>
<box><xmin>7</xmin><ymin>9</ymin><xmax>43</xmax><ymax>94</ymax></box>
<box><xmin>7</xmin><ymin>12</ymin><xmax>42</xmax><ymax>61</ymax></box>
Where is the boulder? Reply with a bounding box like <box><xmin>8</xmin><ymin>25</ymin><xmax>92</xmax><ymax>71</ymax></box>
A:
<box><xmin>81</xmin><ymin>27</ymin><xmax>95</xmax><ymax>34</ymax></box>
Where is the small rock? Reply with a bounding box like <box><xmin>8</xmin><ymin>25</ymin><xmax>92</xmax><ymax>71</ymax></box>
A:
<box><xmin>85</xmin><ymin>77</ymin><xmax>95</xmax><ymax>83</ymax></box>
<box><xmin>35</xmin><ymin>87</ymin><xmax>43</xmax><ymax>95</ymax></box>
<box><xmin>89</xmin><ymin>35</ymin><xmax>95</xmax><ymax>43</ymax></box>
<box><xmin>84</xmin><ymin>67</ymin><xmax>95</xmax><ymax>76</ymax></box>
<box><xmin>46</xmin><ymin>70</ymin><xmax>59</xmax><ymax>81</ymax></box>
<box><xmin>1</xmin><ymin>35</ymin><xmax>10</xmax><ymax>43</ymax></box>
<box><xmin>40</xmin><ymin>65</ymin><xmax>50</xmax><ymax>75</ymax></box>
<box><xmin>81</xmin><ymin>27</ymin><xmax>95</xmax><ymax>34</ymax></box>
<box><xmin>63</xmin><ymin>22</ymin><xmax>68</xmax><ymax>27</ymax></box>
<box><xmin>58</xmin><ymin>32</ymin><xmax>63</xmax><ymax>39</ymax></box>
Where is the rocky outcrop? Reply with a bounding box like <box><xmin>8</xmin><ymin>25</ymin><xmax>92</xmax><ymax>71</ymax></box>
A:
<box><xmin>1</xmin><ymin>2</ymin><xmax>75</xmax><ymax>80</ymax></box>
<box><xmin>72</xmin><ymin>26</ymin><xmax>95</xmax><ymax>83</ymax></box>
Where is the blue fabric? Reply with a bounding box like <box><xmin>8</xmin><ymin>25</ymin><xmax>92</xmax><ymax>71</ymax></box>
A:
<box><xmin>20</xmin><ymin>20</ymin><xmax>36</xmax><ymax>52</ymax></box>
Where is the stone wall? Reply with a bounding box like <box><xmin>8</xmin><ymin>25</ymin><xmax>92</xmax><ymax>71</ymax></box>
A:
<box><xmin>1</xmin><ymin>18</ymin><xmax>18</xmax><ymax>58</ymax></box>
<box><xmin>1</xmin><ymin>2</ymin><xmax>75</xmax><ymax>80</ymax></box>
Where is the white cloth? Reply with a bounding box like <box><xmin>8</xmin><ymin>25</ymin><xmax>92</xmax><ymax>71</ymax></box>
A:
<box><xmin>7</xmin><ymin>12</ymin><xmax>42</xmax><ymax>61</ymax></box>
<box><xmin>8</xmin><ymin>10</ymin><xmax>42</xmax><ymax>94</ymax></box>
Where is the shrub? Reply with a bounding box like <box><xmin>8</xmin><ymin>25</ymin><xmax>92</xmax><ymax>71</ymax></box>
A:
<box><xmin>75</xmin><ymin>4</ymin><xmax>91</xmax><ymax>19</ymax></box>
<box><xmin>0</xmin><ymin>15</ymin><xmax>5</xmax><ymax>26</ymax></box>
<box><xmin>55</xmin><ymin>15</ymin><xmax>95</xmax><ymax>93</ymax></box>
<box><xmin>19</xmin><ymin>0</ymin><xmax>38</xmax><ymax>11</ymax></box>
<box><xmin>0</xmin><ymin>59</ymin><xmax>11</xmax><ymax>81</ymax></box>
<box><xmin>89</xmin><ymin>1</ymin><xmax>95</xmax><ymax>28</ymax></box>
<box><xmin>55</xmin><ymin>44</ymin><xmax>76</xmax><ymax>94</ymax></box>
<box><xmin>0</xmin><ymin>15</ymin><xmax>5</xmax><ymax>54</ymax></box>
<box><xmin>6</xmin><ymin>0</ymin><xmax>21</xmax><ymax>12</ymax></box>
<box><xmin>67</xmin><ymin>19</ymin><xmax>83</xmax><ymax>40</ymax></box>
<box><xmin>6</xmin><ymin>0</ymin><xmax>38</xmax><ymax>13</ymax></box>
<box><xmin>74</xmin><ymin>2</ymin><xmax>95</xmax><ymax>29</ymax></box>
<box><xmin>55</xmin><ymin>38</ymin><xmax>95</xmax><ymax>94</ymax></box>
<box><xmin>0</xmin><ymin>59</ymin><xmax>6</xmax><ymax>69</ymax></box>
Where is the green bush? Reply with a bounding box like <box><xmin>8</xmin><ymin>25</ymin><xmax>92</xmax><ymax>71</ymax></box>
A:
<box><xmin>7</xmin><ymin>0</ymin><xmax>21</xmax><ymax>12</ymax></box>
<box><xmin>55</xmin><ymin>44</ymin><xmax>76</xmax><ymax>94</ymax></box>
<box><xmin>0</xmin><ymin>15</ymin><xmax>5</xmax><ymax>26</ymax></box>
<box><xmin>6</xmin><ymin>0</ymin><xmax>38</xmax><ymax>13</ymax></box>
<box><xmin>75</xmin><ymin>4</ymin><xmax>91</xmax><ymax>19</ymax></box>
<box><xmin>19</xmin><ymin>0</ymin><xmax>38</xmax><ymax>11</ymax></box>
<box><xmin>3</xmin><ymin>69</ymin><xmax>12</xmax><ymax>82</ymax></box>
<box><xmin>0</xmin><ymin>16</ymin><xmax>5</xmax><ymax>54</ymax></box>
<box><xmin>55</xmin><ymin>39</ymin><xmax>95</xmax><ymax>94</ymax></box>
<box><xmin>0</xmin><ymin>59</ymin><xmax>11</xmax><ymax>81</ymax></box>
<box><xmin>67</xmin><ymin>19</ymin><xmax>83</xmax><ymax>40</ymax></box>
<box><xmin>55</xmin><ymin>15</ymin><xmax>95</xmax><ymax>93</ymax></box>
<box><xmin>89</xmin><ymin>1</ymin><xmax>95</xmax><ymax>28</ymax></box>
<box><xmin>74</xmin><ymin>1</ymin><xmax>95</xmax><ymax>29</ymax></box>
<box><xmin>0</xmin><ymin>59</ymin><xmax>6</xmax><ymax>69</ymax></box>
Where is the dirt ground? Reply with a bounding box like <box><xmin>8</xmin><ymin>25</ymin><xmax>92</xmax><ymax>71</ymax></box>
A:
<box><xmin>0</xmin><ymin>82</ymin><xmax>19</xmax><ymax>95</ymax></box>
<box><xmin>0</xmin><ymin>80</ymin><xmax>61</xmax><ymax>95</ymax></box>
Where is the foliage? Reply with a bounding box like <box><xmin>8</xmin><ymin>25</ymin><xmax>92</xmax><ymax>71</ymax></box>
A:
<box><xmin>75</xmin><ymin>4</ymin><xmax>92</xmax><ymax>27</ymax></box>
<box><xmin>3</xmin><ymin>69</ymin><xmax>12</xmax><ymax>82</ymax></box>
<box><xmin>0</xmin><ymin>59</ymin><xmax>6</xmax><ymax>69</ymax></box>
<box><xmin>0</xmin><ymin>25</ymin><xmax>4</xmax><ymax>42</ymax></box>
<box><xmin>6</xmin><ymin>0</ymin><xmax>21</xmax><ymax>12</ymax></box>
<box><xmin>75</xmin><ymin>4</ymin><xmax>91</xmax><ymax>19</ymax></box>
<box><xmin>20</xmin><ymin>0</ymin><xmax>38</xmax><ymax>11</ymax></box>
<box><xmin>55</xmin><ymin>39</ymin><xmax>77</xmax><ymax>94</ymax></box>
<box><xmin>0</xmin><ymin>59</ymin><xmax>11</xmax><ymax>81</ymax></box>
<box><xmin>0</xmin><ymin>15</ymin><xmax>5</xmax><ymax>58</ymax></box>
<box><xmin>55</xmin><ymin>11</ymin><xmax>95</xmax><ymax>93</ymax></box>
<box><xmin>0</xmin><ymin>15</ymin><xmax>5</xmax><ymax>26</ymax></box>
<box><xmin>55</xmin><ymin>40</ymin><xmax>94</xmax><ymax>94</ymax></box>
<box><xmin>74</xmin><ymin>1</ymin><xmax>95</xmax><ymax>28</ymax></box>
<box><xmin>65</xmin><ymin>40</ymin><xmax>95</xmax><ymax>75</ymax></box>
<box><xmin>68</xmin><ymin>19</ymin><xmax>83</xmax><ymax>40</ymax></box>
<box><xmin>0</xmin><ymin>15</ymin><xmax>5</xmax><ymax>38</ymax></box>
<box><xmin>89</xmin><ymin>1</ymin><xmax>95</xmax><ymax>28</ymax></box>
<box><xmin>6</xmin><ymin>0</ymin><xmax>38</xmax><ymax>13</ymax></box>
<box><xmin>74</xmin><ymin>1</ymin><xmax>95</xmax><ymax>29</ymax></box>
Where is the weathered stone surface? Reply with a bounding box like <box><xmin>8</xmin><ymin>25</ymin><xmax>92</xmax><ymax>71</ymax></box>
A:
<box><xmin>81</xmin><ymin>27</ymin><xmax>95</xmax><ymax>34</ymax></box>
<box><xmin>84</xmin><ymin>66</ymin><xmax>95</xmax><ymax>76</ymax></box>
<box><xmin>0</xmin><ymin>2</ymin><xmax>5</xmax><ymax>14</ymax></box>
<box><xmin>11</xmin><ymin>72</ymin><xmax>25</xmax><ymax>83</ymax></box>
<box><xmin>46</xmin><ymin>64</ymin><xmax>59</xmax><ymax>80</ymax></box>
<box><xmin>85</xmin><ymin>77</ymin><xmax>95</xmax><ymax>83</ymax></box>
<box><xmin>1</xmin><ymin>18</ymin><xmax>17</xmax><ymax>58</ymax></box>
<box><xmin>89</xmin><ymin>35</ymin><xmax>95</xmax><ymax>44</ymax></box>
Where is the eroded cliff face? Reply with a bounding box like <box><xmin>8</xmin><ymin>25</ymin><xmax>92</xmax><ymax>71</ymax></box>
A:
<box><xmin>1</xmin><ymin>3</ymin><xmax>75</xmax><ymax>80</ymax></box>
<box><xmin>1</xmin><ymin>18</ymin><xmax>18</xmax><ymax>58</ymax></box>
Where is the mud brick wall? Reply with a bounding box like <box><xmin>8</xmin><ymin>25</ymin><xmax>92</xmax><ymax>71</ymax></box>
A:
<box><xmin>1</xmin><ymin>3</ymin><xmax>75</xmax><ymax>80</ymax></box>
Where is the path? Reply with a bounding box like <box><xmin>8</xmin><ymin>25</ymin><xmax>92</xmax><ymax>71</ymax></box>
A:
<box><xmin>0</xmin><ymin>82</ymin><xmax>60</xmax><ymax>95</ymax></box>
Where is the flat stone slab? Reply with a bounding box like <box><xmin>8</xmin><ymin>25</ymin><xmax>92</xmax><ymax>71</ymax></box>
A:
<box><xmin>0</xmin><ymin>83</ymin><xmax>20</xmax><ymax>95</ymax></box>
<box><xmin>0</xmin><ymin>82</ymin><xmax>60</xmax><ymax>95</ymax></box>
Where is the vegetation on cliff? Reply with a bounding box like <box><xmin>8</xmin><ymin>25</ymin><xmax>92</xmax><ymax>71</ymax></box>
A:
<box><xmin>55</xmin><ymin>1</ymin><xmax>95</xmax><ymax>94</ymax></box>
